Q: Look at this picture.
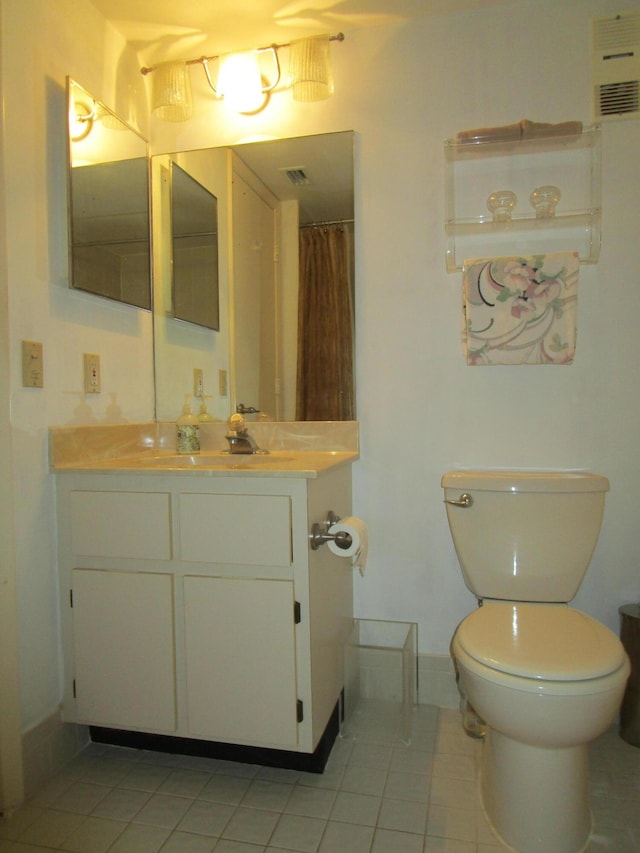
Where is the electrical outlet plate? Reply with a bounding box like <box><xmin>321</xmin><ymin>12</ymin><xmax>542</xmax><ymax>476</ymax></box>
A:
<box><xmin>22</xmin><ymin>340</ymin><xmax>44</xmax><ymax>387</ymax></box>
<box><xmin>218</xmin><ymin>369</ymin><xmax>228</xmax><ymax>397</ymax></box>
<box><xmin>84</xmin><ymin>353</ymin><xmax>101</xmax><ymax>394</ymax></box>
<box><xmin>193</xmin><ymin>368</ymin><xmax>204</xmax><ymax>398</ymax></box>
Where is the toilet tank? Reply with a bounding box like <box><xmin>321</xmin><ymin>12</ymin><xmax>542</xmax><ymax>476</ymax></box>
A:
<box><xmin>441</xmin><ymin>470</ymin><xmax>609</xmax><ymax>602</ymax></box>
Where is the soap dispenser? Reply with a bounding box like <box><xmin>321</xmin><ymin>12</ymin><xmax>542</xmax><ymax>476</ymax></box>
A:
<box><xmin>197</xmin><ymin>394</ymin><xmax>215</xmax><ymax>423</ymax></box>
<box><xmin>176</xmin><ymin>395</ymin><xmax>200</xmax><ymax>454</ymax></box>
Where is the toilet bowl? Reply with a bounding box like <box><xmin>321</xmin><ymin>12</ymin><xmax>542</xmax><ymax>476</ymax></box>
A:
<box><xmin>452</xmin><ymin>604</ymin><xmax>629</xmax><ymax>852</ymax></box>
<box><xmin>453</xmin><ymin>603</ymin><xmax>629</xmax><ymax>747</ymax></box>
<box><xmin>441</xmin><ymin>470</ymin><xmax>631</xmax><ymax>853</ymax></box>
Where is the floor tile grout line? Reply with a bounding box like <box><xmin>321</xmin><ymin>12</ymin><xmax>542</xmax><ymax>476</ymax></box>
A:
<box><xmin>4</xmin><ymin>704</ymin><xmax>640</xmax><ymax>852</ymax></box>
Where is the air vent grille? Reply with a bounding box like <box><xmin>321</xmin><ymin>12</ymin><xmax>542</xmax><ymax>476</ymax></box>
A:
<box><xmin>593</xmin><ymin>12</ymin><xmax>640</xmax><ymax>50</ymax></box>
<box><xmin>592</xmin><ymin>12</ymin><xmax>640</xmax><ymax>121</ymax></box>
<box><xmin>282</xmin><ymin>167</ymin><xmax>310</xmax><ymax>186</ymax></box>
<box><xmin>599</xmin><ymin>79</ymin><xmax>639</xmax><ymax>116</ymax></box>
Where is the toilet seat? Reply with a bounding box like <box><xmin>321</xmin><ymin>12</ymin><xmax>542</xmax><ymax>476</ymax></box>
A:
<box><xmin>456</xmin><ymin>602</ymin><xmax>626</xmax><ymax>681</ymax></box>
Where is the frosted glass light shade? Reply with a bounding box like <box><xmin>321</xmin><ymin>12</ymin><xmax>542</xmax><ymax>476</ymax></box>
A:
<box><xmin>152</xmin><ymin>61</ymin><xmax>193</xmax><ymax>122</ymax></box>
<box><xmin>288</xmin><ymin>35</ymin><xmax>333</xmax><ymax>102</ymax></box>
<box><xmin>217</xmin><ymin>51</ymin><xmax>266</xmax><ymax>113</ymax></box>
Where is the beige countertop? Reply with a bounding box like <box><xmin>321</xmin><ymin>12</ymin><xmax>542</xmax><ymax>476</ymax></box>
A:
<box><xmin>51</xmin><ymin>449</ymin><xmax>359</xmax><ymax>479</ymax></box>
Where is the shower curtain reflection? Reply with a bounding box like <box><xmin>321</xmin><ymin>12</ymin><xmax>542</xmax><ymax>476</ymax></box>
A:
<box><xmin>296</xmin><ymin>223</ymin><xmax>355</xmax><ymax>421</ymax></box>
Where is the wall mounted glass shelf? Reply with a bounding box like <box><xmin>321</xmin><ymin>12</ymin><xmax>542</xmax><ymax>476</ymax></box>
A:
<box><xmin>444</xmin><ymin>125</ymin><xmax>602</xmax><ymax>272</ymax></box>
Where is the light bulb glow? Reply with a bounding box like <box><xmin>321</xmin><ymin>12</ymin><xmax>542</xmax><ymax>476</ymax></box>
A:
<box><xmin>217</xmin><ymin>51</ymin><xmax>266</xmax><ymax>113</ymax></box>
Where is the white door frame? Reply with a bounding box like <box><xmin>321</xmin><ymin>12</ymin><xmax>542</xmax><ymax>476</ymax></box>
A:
<box><xmin>0</xmin><ymin>5</ymin><xmax>25</xmax><ymax>815</ymax></box>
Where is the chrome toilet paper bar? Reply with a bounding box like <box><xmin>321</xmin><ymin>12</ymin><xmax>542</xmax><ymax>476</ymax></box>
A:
<box><xmin>309</xmin><ymin>510</ymin><xmax>353</xmax><ymax>551</ymax></box>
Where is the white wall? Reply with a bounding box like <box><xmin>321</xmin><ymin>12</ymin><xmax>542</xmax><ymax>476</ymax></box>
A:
<box><xmin>151</xmin><ymin>0</ymin><xmax>640</xmax><ymax>652</ymax></box>
<box><xmin>1</xmin><ymin>0</ymin><xmax>154</xmax><ymax>731</ymax></box>
<box><xmin>2</xmin><ymin>0</ymin><xmax>640</xmax><ymax>736</ymax></box>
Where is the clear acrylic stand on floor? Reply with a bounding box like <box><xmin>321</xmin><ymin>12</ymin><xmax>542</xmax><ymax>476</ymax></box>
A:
<box><xmin>342</xmin><ymin>618</ymin><xmax>417</xmax><ymax>744</ymax></box>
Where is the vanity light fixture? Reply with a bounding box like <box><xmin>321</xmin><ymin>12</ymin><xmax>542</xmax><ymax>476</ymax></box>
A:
<box><xmin>69</xmin><ymin>97</ymin><xmax>95</xmax><ymax>141</ymax></box>
<box><xmin>288</xmin><ymin>34</ymin><xmax>335</xmax><ymax>102</ymax></box>
<box><xmin>150</xmin><ymin>60</ymin><xmax>194</xmax><ymax>122</ymax></box>
<box><xmin>141</xmin><ymin>32</ymin><xmax>344</xmax><ymax>119</ymax></box>
<box><xmin>214</xmin><ymin>49</ymin><xmax>274</xmax><ymax>114</ymax></box>
<box><xmin>69</xmin><ymin>92</ymin><xmax>129</xmax><ymax>140</ymax></box>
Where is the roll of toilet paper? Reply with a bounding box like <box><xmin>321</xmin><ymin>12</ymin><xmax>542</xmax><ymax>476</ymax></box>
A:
<box><xmin>327</xmin><ymin>517</ymin><xmax>368</xmax><ymax>576</ymax></box>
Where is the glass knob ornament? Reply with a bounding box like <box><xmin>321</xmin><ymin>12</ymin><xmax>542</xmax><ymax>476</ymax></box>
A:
<box><xmin>487</xmin><ymin>190</ymin><xmax>517</xmax><ymax>222</ymax></box>
<box><xmin>529</xmin><ymin>185</ymin><xmax>561</xmax><ymax>218</ymax></box>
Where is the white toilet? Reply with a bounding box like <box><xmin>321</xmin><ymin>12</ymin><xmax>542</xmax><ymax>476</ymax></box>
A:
<box><xmin>442</xmin><ymin>470</ymin><xmax>630</xmax><ymax>853</ymax></box>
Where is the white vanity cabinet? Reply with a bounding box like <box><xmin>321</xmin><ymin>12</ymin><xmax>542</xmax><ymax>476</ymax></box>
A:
<box><xmin>56</xmin><ymin>463</ymin><xmax>354</xmax><ymax>767</ymax></box>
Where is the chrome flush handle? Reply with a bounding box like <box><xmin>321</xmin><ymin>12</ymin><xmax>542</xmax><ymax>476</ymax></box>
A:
<box><xmin>444</xmin><ymin>493</ymin><xmax>473</xmax><ymax>508</ymax></box>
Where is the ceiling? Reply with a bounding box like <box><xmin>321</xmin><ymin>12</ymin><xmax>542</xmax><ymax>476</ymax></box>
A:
<box><xmin>229</xmin><ymin>132</ymin><xmax>355</xmax><ymax>224</ymax></box>
<box><xmin>86</xmin><ymin>0</ymin><xmax>518</xmax><ymax>223</ymax></box>
<box><xmin>90</xmin><ymin>0</ymin><xmax>518</xmax><ymax>65</ymax></box>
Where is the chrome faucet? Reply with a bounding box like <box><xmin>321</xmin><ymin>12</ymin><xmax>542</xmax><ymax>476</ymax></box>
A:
<box><xmin>225</xmin><ymin>413</ymin><xmax>266</xmax><ymax>455</ymax></box>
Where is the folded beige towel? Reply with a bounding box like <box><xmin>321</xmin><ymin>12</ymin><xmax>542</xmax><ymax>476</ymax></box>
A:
<box><xmin>456</xmin><ymin>119</ymin><xmax>583</xmax><ymax>144</ymax></box>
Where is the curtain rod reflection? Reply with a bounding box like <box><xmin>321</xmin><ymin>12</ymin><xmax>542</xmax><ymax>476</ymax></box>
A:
<box><xmin>299</xmin><ymin>218</ymin><xmax>354</xmax><ymax>229</ymax></box>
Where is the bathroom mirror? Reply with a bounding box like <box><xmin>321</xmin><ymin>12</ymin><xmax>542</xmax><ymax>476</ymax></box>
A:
<box><xmin>66</xmin><ymin>78</ymin><xmax>151</xmax><ymax>310</ymax></box>
<box><xmin>152</xmin><ymin>131</ymin><xmax>355</xmax><ymax>422</ymax></box>
<box><xmin>171</xmin><ymin>162</ymin><xmax>219</xmax><ymax>330</ymax></box>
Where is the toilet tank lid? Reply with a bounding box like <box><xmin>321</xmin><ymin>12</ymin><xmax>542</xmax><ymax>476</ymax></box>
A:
<box><xmin>456</xmin><ymin>603</ymin><xmax>626</xmax><ymax>681</ymax></box>
<box><xmin>441</xmin><ymin>469</ymin><xmax>609</xmax><ymax>493</ymax></box>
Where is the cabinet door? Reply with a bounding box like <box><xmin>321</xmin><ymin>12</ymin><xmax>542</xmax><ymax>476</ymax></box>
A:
<box><xmin>72</xmin><ymin>569</ymin><xmax>176</xmax><ymax>732</ymax></box>
<box><xmin>184</xmin><ymin>576</ymin><xmax>298</xmax><ymax>747</ymax></box>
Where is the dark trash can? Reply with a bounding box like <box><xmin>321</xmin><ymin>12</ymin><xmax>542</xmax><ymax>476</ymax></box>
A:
<box><xmin>619</xmin><ymin>603</ymin><xmax>640</xmax><ymax>747</ymax></box>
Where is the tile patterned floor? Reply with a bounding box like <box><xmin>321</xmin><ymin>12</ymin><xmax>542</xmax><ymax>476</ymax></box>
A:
<box><xmin>1</xmin><ymin>702</ymin><xmax>639</xmax><ymax>852</ymax></box>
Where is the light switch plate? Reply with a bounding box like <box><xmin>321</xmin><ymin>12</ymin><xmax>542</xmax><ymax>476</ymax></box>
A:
<box><xmin>22</xmin><ymin>340</ymin><xmax>44</xmax><ymax>388</ymax></box>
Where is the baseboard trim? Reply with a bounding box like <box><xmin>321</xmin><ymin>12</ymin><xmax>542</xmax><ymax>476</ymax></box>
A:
<box><xmin>21</xmin><ymin>711</ymin><xmax>90</xmax><ymax>801</ymax></box>
<box><xmin>90</xmin><ymin>700</ymin><xmax>340</xmax><ymax>775</ymax></box>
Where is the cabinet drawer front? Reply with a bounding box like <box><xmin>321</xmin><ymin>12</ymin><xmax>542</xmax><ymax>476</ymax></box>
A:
<box><xmin>70</xmin><ymin>491</ymin><xmax>171</xmax><ymax>560</ymax></box>
<box><xmin>179</xmin><ymin>494</ymin><xmax>292</xmax><ymax>566</ymax></box>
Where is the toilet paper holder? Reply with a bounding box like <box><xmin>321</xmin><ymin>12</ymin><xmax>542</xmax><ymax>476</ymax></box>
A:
<box><xmin>309</xmin><ymin>511</ymin><xmax>353</xmax><ymax>551</ymax></box>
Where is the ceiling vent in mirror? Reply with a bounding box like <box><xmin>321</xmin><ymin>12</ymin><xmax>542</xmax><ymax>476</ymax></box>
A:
<box><xmin>281</xmin><ymin>167</ymin><xmax>310</xmax><ymax>186</ymax></box>
<box><xmin>592</xmin><ymin>11</ymin><xmax>640</xmax><ymax>120</ymax></box>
